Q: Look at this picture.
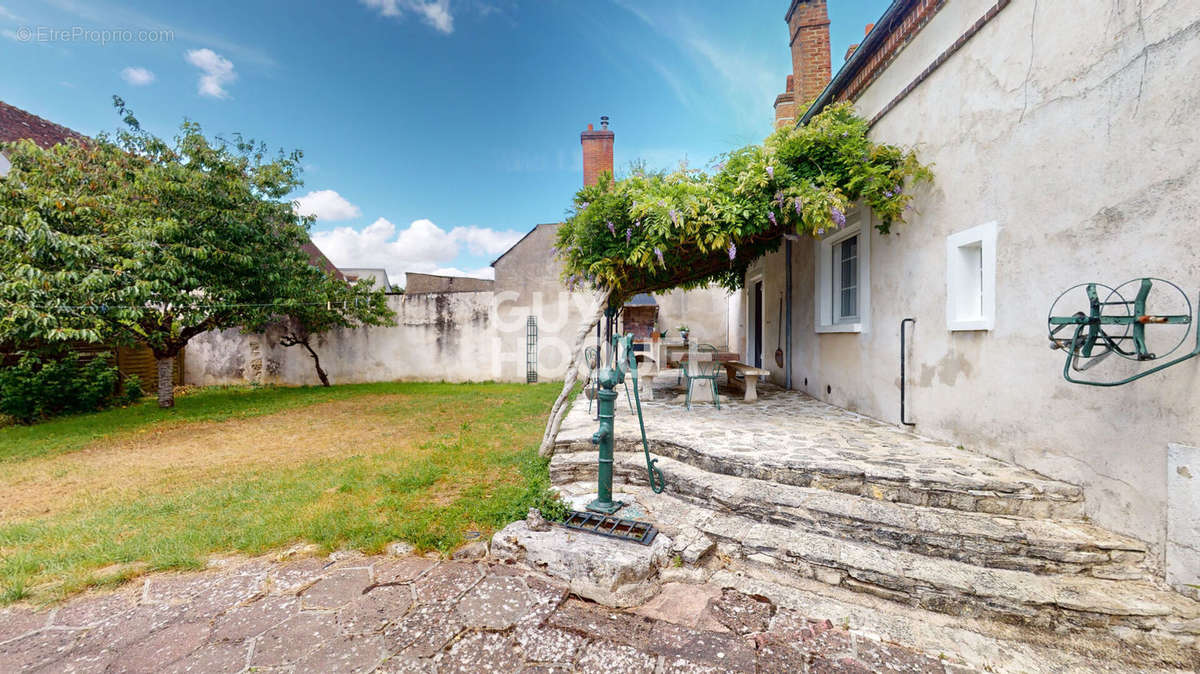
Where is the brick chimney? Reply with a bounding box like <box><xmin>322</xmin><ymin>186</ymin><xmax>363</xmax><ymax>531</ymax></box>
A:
<box><xmin>784</xmin><ymin>0</ymin><xmax>831</xmax><ymax>107</ymax></box>
<box><xmin>580</xmin><ymin>116</ymin><xmax>614</xmax><ymax>187</ymax></box>
<box><xmin>773</xmin><ymin>74</ymin><xmax>796</xmax><ymax>129</ymax></box>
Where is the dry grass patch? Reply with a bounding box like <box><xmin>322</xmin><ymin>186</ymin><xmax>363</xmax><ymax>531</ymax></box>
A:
<box><xmin>0</xmin><ymin>382</ymin><xmax>565</xmax><ymax>605</ymax></box>
<box><xmin>0</xmin><ymin>395</ymin><xmax>428</xmax><ymax>522</ymax></box>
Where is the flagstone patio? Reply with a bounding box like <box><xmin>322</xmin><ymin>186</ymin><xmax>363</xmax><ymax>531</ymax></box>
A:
<box><xmin>558</xmin><ymin>380</ymin><xmax>1082</xmax><ymax>518</ymax></box>
<box><xmin>0</xmin><ymin>550</ymin><xmax>956</xmax><ymax>673</ymax></box>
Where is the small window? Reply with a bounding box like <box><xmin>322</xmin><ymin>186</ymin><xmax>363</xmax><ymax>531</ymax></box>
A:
<box><xmin>814</xmin><ymin>210</ymin><xmax>869</xmax><ymax>333</ymax></box>
<box><xmin>833</xmin><ymin>235</ymin><xmax>859</xmax><ymax>323</ymax></box>
<box><xmin>946</xmin><ymin>222</ymin><xmax>997</xmax><ymax>331</ymax></box>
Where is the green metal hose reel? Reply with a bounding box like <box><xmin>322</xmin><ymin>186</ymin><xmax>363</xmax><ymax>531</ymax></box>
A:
<box><xmin>1047</xmin><ymin>277</ymin><xmax>1200</xmax><ymax>386</ymax></box>
<box><xmin>586</xmin><ymin>327</ymin><xmax>665</xmax><ymax>516</ymax></box>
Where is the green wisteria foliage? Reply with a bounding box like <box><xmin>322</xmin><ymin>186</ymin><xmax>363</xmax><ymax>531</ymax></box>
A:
<box><xmin>555</xmin><ymin>103</ymin><xmax>933</xmax><ymax>302</ymax></box>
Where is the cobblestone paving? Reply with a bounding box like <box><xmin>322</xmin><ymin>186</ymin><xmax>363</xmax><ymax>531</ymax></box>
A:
<box><xmin>0</xmin><ymin>552</ymin><xmax>958</xmax><ymax>673</ymax></box>
<box><xmin>558</xmin><ymin>380</ymin><xmax>1082</xmax><ymax>508</ymax></box>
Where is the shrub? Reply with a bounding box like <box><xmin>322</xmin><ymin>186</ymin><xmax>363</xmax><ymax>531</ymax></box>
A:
<box><xmin>0</xmin><ymin>350</ymin><xmax>138</xmax><ymax>423</ymax></box>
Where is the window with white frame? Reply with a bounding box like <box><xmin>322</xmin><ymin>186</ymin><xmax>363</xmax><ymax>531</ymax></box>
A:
<box><xmin>833</xmin><ymin>235</ymin><xmax>859</xmax><ymax>323</ymax></box>
<box><xmin>815</xmin><ymin>210</ymin><xmax>869</xmax><ymax>333</ymax></box>
<box><xmin>945</xmin><ymin>221</ymin><xmax>997</xmax><ymax>331</ymax></box>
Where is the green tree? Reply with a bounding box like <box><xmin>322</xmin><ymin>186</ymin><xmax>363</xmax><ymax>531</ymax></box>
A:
<box><xmin>255</xmin><ymin>272</ymin><xmax>395</xmax><ymax>387</ymax></box>
<box><xmin>0</xmin><ymin>98</ymin><xmax>324</xmax><ymax>408</ymax></box>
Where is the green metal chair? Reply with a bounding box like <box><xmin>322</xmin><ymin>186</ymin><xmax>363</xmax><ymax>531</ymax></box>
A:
<box><xmin>585</xmin><ymin>345</ymin><xmax>633</xmax><ymax>414</ymax></box>
<box><xmin>683</xmin><ymin>343</ymin><xmax>721</xmax><ymax>411</ymax></box>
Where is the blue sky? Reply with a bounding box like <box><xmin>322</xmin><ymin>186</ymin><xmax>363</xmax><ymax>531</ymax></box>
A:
<box><xmin>0</xmin><ymin>0</ymin><xmax>888</xmax><ymax>285</ymax></box>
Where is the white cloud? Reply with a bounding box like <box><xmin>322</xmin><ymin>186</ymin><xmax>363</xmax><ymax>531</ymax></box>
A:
<box><xmin>120</xmin><ymin>66</ymin><xmax>155</xmax><ymax>86</ymax></box>
<box><xmin>185</xmin><ymin>48</ymin><xmax>236</xmax><ymax>98</ymax></box>
<box><xmin>293</xmin><ymin>190</ymin><xmax>362</xmax><ymax>221</ymax></box>
<box><xmin>312</xmin><ymin>217</ymin><xmax>522</xmax><ymax>286</ymax></box>
<box><xmin>0</xmin><ymin>5</ymin><xmax>19</xmax><ymax>21</ymax></box>
<box><xmin>433</xmin><ymin>266</ymin><xmax>495</xmax><ymax>280</ymax></box>
<box><xmin>362</xmin><ymin>0</ymin><xmax>453</xmax><ymax>34</ymax></box>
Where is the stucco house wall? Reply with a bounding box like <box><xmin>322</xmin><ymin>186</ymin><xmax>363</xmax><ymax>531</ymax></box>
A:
<box><xmin>755</xmin><ymin>0</ymin><xmax>1199</xmax><ymax>575</ymax></box>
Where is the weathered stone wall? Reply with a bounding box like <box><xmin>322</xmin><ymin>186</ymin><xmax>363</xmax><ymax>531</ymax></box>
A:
<box><xmin>186</xmin><ymin>292</ymin><xmax>500</xmax><ymax>385</ymax></box>
<box><xmin>186</xmin><ymin>227</ymin><xmax>738</xmax><ymax>386</ymax></box>
<box><xmin>755</xmin><ymin>0</ymin><xmax>1200</xmax><ymax>578</ymax></box>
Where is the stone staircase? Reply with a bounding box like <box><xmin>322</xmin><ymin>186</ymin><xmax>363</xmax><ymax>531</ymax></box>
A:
<box><xmin>550</xmin><ymin>388</ymin><xmax>1200</xmax><ymax>667</ymax></box>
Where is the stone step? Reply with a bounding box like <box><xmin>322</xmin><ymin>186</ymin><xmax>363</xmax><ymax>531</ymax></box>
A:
<box><xmin>554</xmin><ymin>403</ymin><xmax>1084</xmax><ymax>519</ymax></box>
<box><xmin>708</xmin><ymin>568</ymin><xmax>1200</xmax><ymax>673</ymax></box>
<box><xmin>551</xmin><ymin>452</ymin><xmax>1150</xmax><ymax>579</ymax></box>
<box><xmin>631</xmin><ymin>488</ymin><xmax>1200</xmax><ymax>643</ymax></box>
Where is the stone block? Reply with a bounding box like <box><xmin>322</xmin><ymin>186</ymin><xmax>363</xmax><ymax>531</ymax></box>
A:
<box><xmin>491</xmin><ymin>520</ymin><xmax>671</xmax><ymax>607</ymax></box>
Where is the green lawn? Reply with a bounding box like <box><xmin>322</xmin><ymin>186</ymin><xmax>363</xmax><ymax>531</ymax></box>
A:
<box><xmin>0</xmin><ymin>382</ymin><xmax>565</xmax><ymax>605</ymax></box>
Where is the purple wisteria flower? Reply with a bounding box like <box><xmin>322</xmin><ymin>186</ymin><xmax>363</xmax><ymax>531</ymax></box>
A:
<box><xmin>626</xmin><ymin>228</ymin><xmax>632</xmax><ymax>244</ymax></box>
<box><xmin>669</xmin><ymin>209</ymin><xmax>678</xmax><ymax>226</ymax></box>
<box><xmin>831</xmin><ymin>207</ymin><xmax>846</xmax><ymax>227</ymax></box>
<box><xmin>766</xmin><ymin>165</ymin><xmax>774</xmax><ymax>180</ymax></box>
<box><xmin>580</xmin><ymin>201</ymin><xmax>589</xmax><ymax>209</ymax></box>
<box><xmin>794</xmin><ymin>197</ymin><xmax>803</xmax><ymax>217</ymax></box>
<box><xmin>658</xmin><ymin>200</ymin><xmax>667</xmax><ymax>207</ymax></box>
<box><xmin>714</xmin><ymin>161</ymin><xmax>726</xmax><ymax>171</ymax></box>
<box><xmin>768</xmin><ymin>211</ymin><xmax>777</xmax><ymax>226</ymax></box>
<box><xmin>728</xmin><ymin>243</ymin><xmax>737</xmax><ymax>260</ymax></box>
<box><xmin>883</xmin><ymin>189</ymin><xmax>895</xmax><ymax>198</ymax></box>
<box><xmin>635</xmin><ymin>219</ymin><xmax>642</xmax><ymax>228</ymax></box>
<box><xmin>655</xmin><ymin>247</ymin><xmax>665</xmax><ymax>265</ymax></box>
<box><xmin>607</xmin><ymin>220</ymin><xmax>616</xmax><ymax>236</ymax></box>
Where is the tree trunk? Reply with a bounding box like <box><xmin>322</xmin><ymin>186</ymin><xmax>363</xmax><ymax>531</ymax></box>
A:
<box><xmin>539</xmin><ymin>291</ymin><xmax>609</xmax><ymax>458</ymax></box>
<box><xmin>300</xmin><ymin>339</ymin><xmax>330</xmax><ymax>387</ymax></box>
<box><xmin>156</xmin><ymin>355</ymin><xmax>176</xmax><ymax>408</ymax></box>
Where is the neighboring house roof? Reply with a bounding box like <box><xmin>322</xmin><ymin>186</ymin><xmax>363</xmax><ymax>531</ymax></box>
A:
<box><xmin>340</xmin><ymin>267</ymin><xmax>393</xmax><ymax>292</ymax></box>
<box><xmin>490</xmin><ymin>223</ymin><xmax>562</xmax><ymax>267</ymax></box>
<box><xmin>625</xmin><ymin>293</ymin><xmax>658</xmax><ymax>306</ymax></box>
<box><xmin>0</xmin><ymin>100</ymin><xmax>86</xmax><ymax>148</ymax></box>
<box><xmin>301</xmin><ymin>241</ymin><xmax>345</xmax><ymax>280</ymax></box>
<box><xmin>404</xmin><ymin>272</ymin><xmax>494</xmax><ymax>295</ymax></box>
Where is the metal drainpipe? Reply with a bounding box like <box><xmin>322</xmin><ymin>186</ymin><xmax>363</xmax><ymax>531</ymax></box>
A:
<box><xmin>784</xmin><ymin>238</ymin><xmax>793</xmax><ymax>389</ymax></box>
<box><xmin>900</xmin><ymin>317</ymin><xmax>916</xmax><ymax>426</ymax></box>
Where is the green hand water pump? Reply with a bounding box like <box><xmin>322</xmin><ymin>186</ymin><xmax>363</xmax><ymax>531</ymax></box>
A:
<box><xmin>587</xmin><ymin>313</ymin><xmax>665</xmax><ymax>514</ymax></box>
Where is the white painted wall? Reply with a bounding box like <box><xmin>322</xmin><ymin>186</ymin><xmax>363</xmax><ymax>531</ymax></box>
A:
<box><xmin>186</xmin><ymin>292</ymin><xmax>500</xmax><ymax>386</ymax></box>
<box><xmin>188</xmin><ymin>225</ymin><xmax>737</xmax><ymax>386</ymax></box>
<box><xmin>758</xmin><ymin>0</ymin><xmax>1200</xmax><ymax>572</ymax></box>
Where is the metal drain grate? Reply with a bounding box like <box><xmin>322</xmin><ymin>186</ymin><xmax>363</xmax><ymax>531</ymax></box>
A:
<box><xmin>561</xmin><ymin>510</ymin><xmax>658</xmax><ymax>545</ymax></box>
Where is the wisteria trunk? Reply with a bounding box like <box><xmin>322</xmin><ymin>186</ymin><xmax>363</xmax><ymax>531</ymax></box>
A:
<box><xmin>539</xmin><ymin>290</ymin><xmax>609</xmax><ymax>458</ymax></box>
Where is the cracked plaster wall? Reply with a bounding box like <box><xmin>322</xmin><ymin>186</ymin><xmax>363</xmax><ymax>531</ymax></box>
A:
<box><xmin>753</xmin><ymin>0</ymin><xmax>1199</xmax><ymax>574</ymax></box>
<box><xmin>187</xmin><ymin>227</ymin><xmax>736</xmax><ymax>385</ymax></box>
<box><xmin>186</xmin><ymin>292</ymin><xmax>500</xmax><ymax>385</ymax></box>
